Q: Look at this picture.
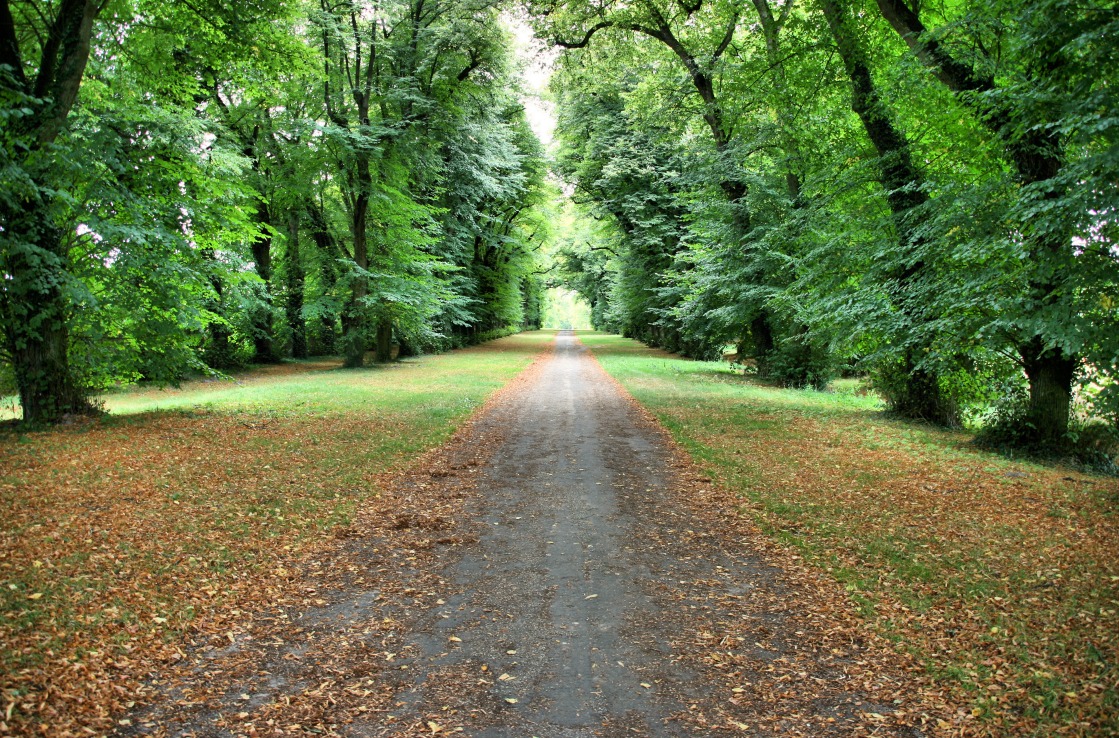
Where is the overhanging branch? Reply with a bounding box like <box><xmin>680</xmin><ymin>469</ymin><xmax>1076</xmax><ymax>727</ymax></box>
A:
<box><xmin>555</xmin><ymin>20</ymin><xmax>613</xmax><ymax>48</ymax></box>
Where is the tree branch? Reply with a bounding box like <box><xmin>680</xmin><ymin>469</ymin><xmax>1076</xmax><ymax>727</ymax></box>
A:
<box><xmin>457</xmin><ymin>48</ymin><xmax>481</xmax><ymax>81</ymax></box>
<box><xmin>554</xmin><ymin>20</ymin><xmax>613</xmax><ymax>49</ymax></box>
<box><xmin>712</xmin><ymin>11</ymin><xmax>738</xmax><ymax>61</ymax></box>
<box><xmin>33</xmin><ymin>0</ymin><xmax>99</xmax><ymax>145</ymax></box>
<box><xmin>873</xmin><ymin>0</ymin><xmax>993</xmax><ymax>95</ymax></box>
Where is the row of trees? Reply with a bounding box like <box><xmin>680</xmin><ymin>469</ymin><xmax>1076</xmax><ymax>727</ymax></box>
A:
<box><xmin>533</xmin><ymin>0</ymin><xmax>1118</xmax><ymax>450</ymax></box>
<box><xmin>1</xmin><ymin>0</ymin><xmax>549</xmax><ymax>424</ymax></box>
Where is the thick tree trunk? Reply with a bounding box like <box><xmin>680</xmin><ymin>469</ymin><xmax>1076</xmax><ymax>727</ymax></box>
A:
<box><xmin>374</xmin><ymin>318</ymin><xmax>392</xmax><ymax>363</ymax></box>
<box><xmin>1020</xmin><ymin>338</ymin><xmax>1077</xmax><ymax>445</ymax></box>
<box><xmin>285</xmin><ymin>209</ymin><xmax>308</xmax><ymax>359</ymax></box>
<box><xmin>200</xmin><ymin>249</ymin><xmax>237</xmax><ymax>370</ymax></box>
<box><xmin>3</xmin><ymin>217</ymin><xmax>91</xmax><ymax>423</ymax></box>
<box><xmin>821</xmin><ymin>0</ymin><xmax>951</xmax><ymax>425</ymax></box>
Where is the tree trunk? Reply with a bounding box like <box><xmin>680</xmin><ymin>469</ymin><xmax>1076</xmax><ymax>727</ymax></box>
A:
<box><xmin>821</xmin><ymin>0</ymin><xmax>951</xmax><ymax>424</ymax></box>
<box><xmin>3</xmin><ymin>216</ymin><xmax>91</xmax><ymax>423</ymax></box>
<box><xmin>343</xmin><ymin>157</ymin><xmax>372</xmax><ymax>368</ymax></box>
<box><xmin>250</xmin><ymin>203</ymin><xmax>279</xmax><ymax>363</ymax></box>
<box><xmin>751</xmin><ymin>313</ymin><xmax>775</xmax><ymax>374</ymax></box>
<box><xmin>199</xmin><ymin>249</ymin><xmax>237</xmax><ymax>370</ymax></box>
<box><xmin>285</xmin><ymin>209</ymin><xmax>308</xmax><ymax>359</ymax></box>
<box><xmin>1020</xmin><ymin>338</ymin><xmax>1077</xmax><ymax>445</ymax></box>
<box><xmin>307</xmin><ymin>202</ymin><xmax>338</xmax><ymax>355</ymax></box>
<box><xmin>375</xmin><ymin>318</ymin><xmax>393</xmax><ymax>363</ymax></box>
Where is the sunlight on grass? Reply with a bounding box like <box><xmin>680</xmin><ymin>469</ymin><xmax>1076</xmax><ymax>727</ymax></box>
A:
<box><xmin>1</xmin><ymin>332</ymin><xmax>555</xmax><ymax>421</ymax></box>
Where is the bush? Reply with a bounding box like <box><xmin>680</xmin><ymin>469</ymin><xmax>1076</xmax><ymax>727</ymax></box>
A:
<box><xmin>763</xmin><ymin>334</ymin><xmax>835</xmax><ymax>391</ymax></box>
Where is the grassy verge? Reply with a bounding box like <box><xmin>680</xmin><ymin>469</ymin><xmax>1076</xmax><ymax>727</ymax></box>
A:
<box><xmin>0</xmin><ymin>331</ymin><xmax>553</xmax><ymax>736</ymax></box>
<box><xmin>581</xmin><ymin>331</ymin><xmax>1118</xmax><ymax>737</ymax></box>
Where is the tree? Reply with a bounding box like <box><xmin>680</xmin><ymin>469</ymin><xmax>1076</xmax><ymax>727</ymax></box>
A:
<box><xmin>818</xmin><ymin>0</ymin><xmax>950</xmax><ymax>422</ymax></box>
<box><xmin>871</xmin><ymin>0</ymin><xmax>1119</xmax><ymax>442</ymax></box>
<box><xmin>0</xmin><ymin>0</ymin><xmax>105</xmax><ymax>423</ymax></box>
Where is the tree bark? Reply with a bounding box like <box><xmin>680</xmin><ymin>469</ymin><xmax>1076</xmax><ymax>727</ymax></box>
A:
<box><xmin>251</xmin><ymin>202</ymin><xmax>280</xmax><ymax>363</ymax></box>
<box><xmin>307</xmin><ymin>201</ymin><xmax>338</xmax><ymax>354</ymax></box>
<box><xmin>751</xmin><ymin>313</ymin><xmax>775</xmax><ymax>372</ymax></box>
<box><xmin>1020</xmin><ymin>337</ymin><xmax>1077</xmax><ymax>446</ymax></box>
<box><xmin>2</xmin><ymin>217</ymin><xmax>91</xmax><ymax>421</ymax></box>
<box><xmin>343</xmin><ymin>154</ymin><xmax>372</xmax><ymax>368</ymax></box>
<box><xmin>201</xmin><ymin>249</ymin><xmax>237</xmax><ymax>370</ymax></box>
<box><xmin>374</xmin><ymin>317</ymin><xmax>393</xmax><ymax>363</ymax></box>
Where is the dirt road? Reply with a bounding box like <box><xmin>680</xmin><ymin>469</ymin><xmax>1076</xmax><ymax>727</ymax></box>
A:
<box><xmin>128</xmin><ymin>332</ymin><xmax>926</xmax><ymax>736</ymax></box>
<box><xmin>389</xmin><ymin>330</ymin><xmax>707</xmax><ymax>736</ymax></box>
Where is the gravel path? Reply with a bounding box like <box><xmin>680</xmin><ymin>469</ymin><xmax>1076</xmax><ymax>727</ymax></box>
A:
<box><xmin>367</xmin><ymin>332</ymin><xmax>922</xmax><ymax>737</ymax></box>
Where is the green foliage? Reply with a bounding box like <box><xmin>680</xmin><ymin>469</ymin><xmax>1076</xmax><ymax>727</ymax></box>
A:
<box><xmin>1</xmin><ymin>0</ymin><xmax>553</xmax><ymax>416</ymax></box>
<box><xmin>63</xmin><ymin>93</ymin><xmax>260</xmax><ymax>385</ymax></box>
<box><xmin>763</xmin><ymin>332</ymin><xmax>836</xmax><ymax>391</ymax></box>
<box><xmin>543</xmin><ymin>0</ymin><xmax>1119</xmax><ymax>450</ymax></box>
<box><xmin>3</xmin><ymin>0</ymin><xmax>1116</xmax><ymax>446</ymax></box>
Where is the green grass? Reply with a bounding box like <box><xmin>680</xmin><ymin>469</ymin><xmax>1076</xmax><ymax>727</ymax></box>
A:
<box><xmin>2</xmin><ymin>333</ymin><xmax>551</xmax><ymax>421</ymax></box>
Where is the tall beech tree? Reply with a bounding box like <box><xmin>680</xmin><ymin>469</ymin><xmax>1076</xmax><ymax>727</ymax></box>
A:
<box><xmin>819</xmin><ymin>0</ymin><xmax>949</xmax><ymax>423</ymax></box>
<box><xmin>0</xmin><ymin>0</ymin><xmax>104</xmax><ymax>423</ymax></box>
<box><xmin>868</xmin><ymin>0</ymin><xmax>1118</xmax><ymax>441</ymax></box>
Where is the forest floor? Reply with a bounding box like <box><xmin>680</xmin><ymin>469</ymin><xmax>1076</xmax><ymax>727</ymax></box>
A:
<box><xmin>0</xmin><ymin>333</ymin><xmax>548</xmax><ymax>737</ymax></box>
<box><xmin>1</xmin><ymin>331</ymin><xmax>1115</xmax><ymax>737</ymax></box>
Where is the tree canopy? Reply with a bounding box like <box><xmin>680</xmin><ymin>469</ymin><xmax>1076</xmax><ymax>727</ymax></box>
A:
<box><xmin>535</xmin><ymin>0</ymin><xmax>1119</xmax><ymax>454</ymax></box>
